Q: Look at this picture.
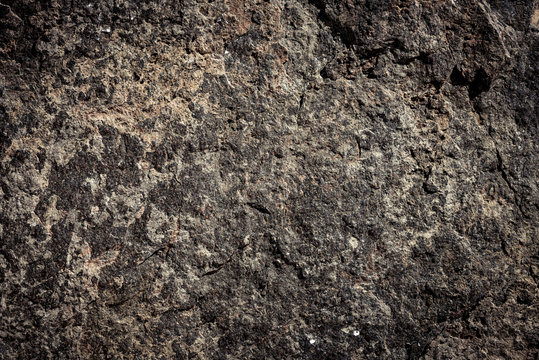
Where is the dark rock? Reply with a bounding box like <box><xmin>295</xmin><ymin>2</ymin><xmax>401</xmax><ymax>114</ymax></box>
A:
<box><xmin>0</xmin><ymin>0</ymin><xmax>537</xmax><ymax>359</ymax></box>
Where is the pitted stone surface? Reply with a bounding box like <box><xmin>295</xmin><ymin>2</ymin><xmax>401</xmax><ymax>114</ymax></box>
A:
<box><xmin>0</xmin><ymin>1</ymin><xmax>537</xmax><ymax>359</ymax></box>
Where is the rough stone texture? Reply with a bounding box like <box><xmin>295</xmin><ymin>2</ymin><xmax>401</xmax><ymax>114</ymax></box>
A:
<box><xmin>0</xmin><ymin>0</ymin><xmax>537</xmax><ymax>359</ymax></box>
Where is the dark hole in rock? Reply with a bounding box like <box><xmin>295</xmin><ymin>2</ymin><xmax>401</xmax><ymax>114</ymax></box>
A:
<box><xmin>468</xmin><ymin>68</ymin><xmax>491</xmax><ymax>100</ymax></box>
<box><xmin>450</xmin><ymin>66</ymin><xmax>468</xmax><ymax>86</ymax></box>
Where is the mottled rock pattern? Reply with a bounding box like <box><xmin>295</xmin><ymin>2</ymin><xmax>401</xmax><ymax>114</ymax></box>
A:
<box><xmin>0</xmin><ymin>0</ymin><xmax>537</xmax><ymax>359</ymax></box>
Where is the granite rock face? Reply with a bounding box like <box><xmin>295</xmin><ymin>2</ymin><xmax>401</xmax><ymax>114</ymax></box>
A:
<box><xmin>0</xmin><ymin>0</ymin><xmax>538</xmax><ymax>359</ymax></box>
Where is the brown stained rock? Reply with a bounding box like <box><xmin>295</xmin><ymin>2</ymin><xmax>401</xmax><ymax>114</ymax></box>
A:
<box><xmin>0</xmin><ymin>0</ymin><xmax>537</xmax><ymax>359</ymax></box>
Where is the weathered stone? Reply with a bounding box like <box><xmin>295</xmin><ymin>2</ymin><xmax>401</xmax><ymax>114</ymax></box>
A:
<box><xmin>0</xmin><ymin>0</ymin><xmax>537</xmax><ymax>358</ymax></box>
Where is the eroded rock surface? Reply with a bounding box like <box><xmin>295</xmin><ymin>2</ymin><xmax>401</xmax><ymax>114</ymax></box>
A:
<box><xmin>0</xmin><ymin>0</ymin><xmax>537</xmax><ymax>358</ymax></box>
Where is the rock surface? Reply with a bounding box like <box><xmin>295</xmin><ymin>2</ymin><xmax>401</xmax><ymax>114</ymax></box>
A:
<box><xmin>0</xmin><ymin>0</ymin><xmax>537</xmax><ymax>358</ymax></box>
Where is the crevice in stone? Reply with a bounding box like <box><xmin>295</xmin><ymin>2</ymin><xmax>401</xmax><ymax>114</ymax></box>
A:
<box><xmin>246</xmin><ymin>202</ymin><xmax>271</xmax><ymax>215</ymax></box>
<box><xmin>468</xmin><ymin>68</ymin><xmax>491</xmax><ymax>100</ymax></box>
<box><xmin>450</xmin><ymin>66</ymin><xmax>468</xmax><ymax>86</ymax></box>
<box><xmin>307</xmin><ymin>0</ymin><xmax>356</xmax><ymax>48</ymax></box>
<box><xmin>450</xmin><ymin>66</ymin><xmax>492</xmax><ymax>100</ymax></box>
